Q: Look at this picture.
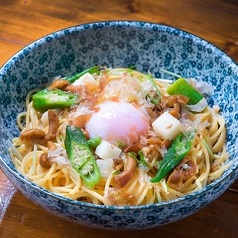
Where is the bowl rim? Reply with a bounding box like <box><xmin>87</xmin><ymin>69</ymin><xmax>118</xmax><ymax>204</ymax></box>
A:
<box><xmin>0</xmin><ymin>20</ymin><xmax>237</xmax><ymax>211</ymax></box>
<box><xmin>1</xmin><ymin>20</ymin><xmax>238</xmax><ymax>73</ymax></box>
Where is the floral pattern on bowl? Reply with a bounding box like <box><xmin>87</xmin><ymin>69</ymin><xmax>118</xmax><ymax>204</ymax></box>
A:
<box><xmin>0</xmin><ymin>21</ymin><xmax>237</xmax><ymax>230</ymax></box>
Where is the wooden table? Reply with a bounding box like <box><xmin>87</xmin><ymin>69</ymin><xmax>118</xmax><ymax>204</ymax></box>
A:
<box><xmin>0</xmin><ymin>0</ymin><xmax>237</xmax><ymax>237</ymax></box>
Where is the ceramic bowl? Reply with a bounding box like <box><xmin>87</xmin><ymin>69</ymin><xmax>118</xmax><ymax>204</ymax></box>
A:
<box><xmin>0</xmin><ymin>21</ymin><xmax>237</xmax><ymax>230</ymax></box>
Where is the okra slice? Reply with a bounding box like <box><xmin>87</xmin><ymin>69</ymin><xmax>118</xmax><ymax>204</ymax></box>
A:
<box><xmin>150</xmin><ymin>131</ymin><xmax>195</xmax><ymax>183</ymax></box>
<box><xmin>32</xmin><ymin>89</ymin><xmax>78</xmax><ymax>113</ymax></box>
<box><xmin>65</xmin><ymin>125</ymin><xmax>100</xmax><ymax>188</ymax></box>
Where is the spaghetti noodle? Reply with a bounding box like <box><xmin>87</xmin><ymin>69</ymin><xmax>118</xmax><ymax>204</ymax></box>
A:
<box><xmin>8</xmin><ymin>67</ymin><xmax>230</xmax><ymax>206</ymax></box>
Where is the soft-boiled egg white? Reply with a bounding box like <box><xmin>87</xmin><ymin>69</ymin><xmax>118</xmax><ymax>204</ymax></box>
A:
<box><xmin>85</xmin><ymin>101</ymin><xmax>150</xmax><ymax>145</ymax></box>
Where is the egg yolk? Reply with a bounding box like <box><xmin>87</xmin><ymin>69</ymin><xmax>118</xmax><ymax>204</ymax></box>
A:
<box><xmin>85</xmin><ymin>101</ymin><xmax>149</xmax><ymax>145</ymax></box>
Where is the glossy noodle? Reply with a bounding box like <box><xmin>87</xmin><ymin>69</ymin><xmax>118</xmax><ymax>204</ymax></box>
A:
<box><xmin>8</xmin><ymin>67</ymin><xmax>230</xmax><ymax>206</ymax></box>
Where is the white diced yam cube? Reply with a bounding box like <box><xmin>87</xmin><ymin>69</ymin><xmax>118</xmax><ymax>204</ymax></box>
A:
<box><xmin>95</xmin><ymin>140</ymin><xmax>122</xmax><ymax>160</ymax></box>
<box><xmin>96</xmin><ymin>159</ymin><xmax>114</xmax><ymax>178</ymax></box>
<box><xmin>152</xmin><ymin>111</ymin><xmax>181</xmax><ymax>140</ymax></box>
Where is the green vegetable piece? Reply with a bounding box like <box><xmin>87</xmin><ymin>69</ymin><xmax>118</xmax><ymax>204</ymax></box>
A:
<box><xmin>87</xmin><ymin>136</ymin><xmax>101</xmax><ymax>148</ymax></box>
<box><xmin>138</xmin><ymin>150</ymin><xmax>152</xmax><ymax>168</ymax></box>
<box><xmin>167</xmin><ymin>78</ymin><xmax>203</xmax><ymax>105</ymax></box>
<box><xmin>64</xmin><ymin>65</ymin><xmax>100</xmax><ymax>83</ymax></box>
<box><xmin>128</xmin><ymin>151</ymin><xmax>151</xmax><ymax>168</ymax></box>
<box><xmin>202</xmin><ymin>138</ymin><xmax>215</xmax><ymax>160</ymax></box>
<box><xmin>32</xmin><ymin>66</ymin><xmax>100</xmax><ymax>113</ymax></box>
<box><xmin>146</xmin><ymin>74</ymin><xmax>161</xmax><ymax>104</ymax></box>
<box><xmin>150</xmin><ymin>131</ymin><xmax>195</xmax><ymax>183</ymax></box>
<box><xmin>64</xmin><ymin>125</ymin><xmax>100</xmax><ymax>188</ymax></box>
<box><xmin>32</xmin><ymin>89</ymin><xmax>78</xmax><ymax>113</ymax></box>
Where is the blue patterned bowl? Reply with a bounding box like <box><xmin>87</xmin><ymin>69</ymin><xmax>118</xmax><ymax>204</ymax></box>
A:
<box><xmin>0</xmin><ymin>21</ymin><xmax>237</xmax><ymax>230</ymax></box>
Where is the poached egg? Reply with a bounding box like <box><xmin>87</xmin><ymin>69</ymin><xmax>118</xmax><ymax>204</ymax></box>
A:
<box><xmin>85</xmin><ymin>101</ymin><xmax>149</xmax><ymax>145</ymax></box>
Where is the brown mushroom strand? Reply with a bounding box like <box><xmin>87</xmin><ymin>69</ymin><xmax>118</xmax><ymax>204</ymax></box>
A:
<box><xmin>19</xmin><ymin>110</ymin><xmax>59</xmax><ymax>145</ymax></box>
<box><xmin>163</xmin><ymin>94</ymin><xmax>189</xmax><ymax>119</ymax></box>
<box><xmin>69</xmin><ymin>114</ymin><xmax>91</xmax><ymax>129</ymax></box>
<box><xmin>39</xmin><ymin>152</ymin><xmax>51</xmax><ymax>169</ymax></box>
<box><xmin>39</xmin><ymin>141</ymin><xmax>58</xmax><ymax>169</ymax></box>
<box><xmin>167</xmin><ymin>159</ymin><xmax>197</xmax><ymax>189</ymax></box>
<box><xmin>48</xmin><ymin>79</ymin><xmax>70</xmax><ymax>91</ymax></box>
<box><xmin>47</xmin><ymin>140</ymin><xmax>57</xmax><ymax>150</ymax></box>
<box><xmin>44</xmin><ymin>110</ymin><xmax>59</xmax><ymax>141</ymax></box>
<box><xmin>146</xmin><ymin>138</ymin><xmax>171</xmax><ymax>149</ymax></box>
<box><xmin>114</xmin><ymin>154</ymin><xmax>137</xmax><ymax>188</ymax></box>
<box><xmin>19</xmin><ymin>128</ymin><xmax>46</xmax><ymax>141</ymax></box>
<box><xmin>169</xmin><ymin>102</ymin><xmax>181</xmax><ymax>119</ymax></box>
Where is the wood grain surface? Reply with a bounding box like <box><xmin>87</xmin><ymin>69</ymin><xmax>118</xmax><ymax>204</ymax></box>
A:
<box><xmin>0</xmin><ymin>0</ymin><xmax>237</xmax><ymax>237</ymax></box>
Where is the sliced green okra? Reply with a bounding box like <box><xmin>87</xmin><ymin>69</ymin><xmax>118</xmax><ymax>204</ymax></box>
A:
<box><xmin>150</xmin><ymin>130</ymin><xmax>196</xmax><ymax>183</ymax></box>
<box><xmin>32</xmin><ymin>89</ymin><xmax>78</xmax><ymax>113</ymax></box>
<box><xmin>64</xmin><ymin>125</ymin><xmax>100</xmax><ymax>188</ymax></box>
